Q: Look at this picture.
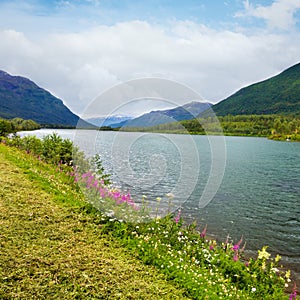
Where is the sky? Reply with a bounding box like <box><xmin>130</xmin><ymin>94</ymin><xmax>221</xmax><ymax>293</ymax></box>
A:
<box><xmin>0</xmin><ymin>0</ymin><xmax>300</xmax><ymax>117</ymax></box>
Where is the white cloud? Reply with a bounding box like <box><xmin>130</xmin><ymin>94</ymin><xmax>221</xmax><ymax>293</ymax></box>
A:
<box><xmin>238</xmin><ymin>0</ymin><xmax>300</xmax><ymax>30</ymax></box>
<box><xmin>0</xmin><ymin>19</ymin><xmax>299</xmax><ymax>116</ymax></box>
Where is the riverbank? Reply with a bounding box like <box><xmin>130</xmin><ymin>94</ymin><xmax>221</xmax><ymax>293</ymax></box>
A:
<box><xmin>0</xmin><ymin>144</ymin><xmax>189</xmax><ymax>299</ymax></box>
<box><xmin>0</xmin><ymin>141</ymin><xmax>297</xmax><ymax>299</ymax></box>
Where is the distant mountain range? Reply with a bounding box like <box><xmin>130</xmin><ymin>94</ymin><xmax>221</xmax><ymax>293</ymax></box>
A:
<box><xmin>113</xmin><ymin>101</ymin><xmax>212</xmax><ymax>128</ymax></box>
<box><xmin>212</xmin><ymin>62</ymin><xmax>300</xmax><ymax>116</ymax></box>
<box><xmin>0</xmin><ymin>70</ymin><xmax>81</xmax><ymax>126</ymax></box>
<box><xmin>1</xmin><ymin>62</ymin><xmax>299</xmax><ymax>128</ymax></box>
<box><xmin>86</xmin><ymin>115</ymin><xmax>133</xmax><ymax>127</ymax></box>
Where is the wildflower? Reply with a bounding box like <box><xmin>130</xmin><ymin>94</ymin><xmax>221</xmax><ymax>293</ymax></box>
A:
<box><xmin>289</xmin><ymin>283</ymin><xmax>297</xmax><ymax>300</ymax></box>
<box><xmin>234</xmin><ymin>236</ymin><xmax>243</xmax><ymax>249</ymax></box>
<box><xmin>232</xmin><ymin>244</ymin><xmax>240</xmax><ymax>251</ymax></box>
<box><xmin>93</xmin><ymin>180</ymin><xmax>99</xmax><ymax>187</ymax></box>
<box><xmin>200</xmin><ymin>224</ymin><xmax>207</xmax><ymax>238</ymax></box>
<box><xmin>275</xmin><ymin>254</ymin><xmax>281</xmax><ymax>262</ymax></box>
<box><xmin>174</xmin><ymin>209</ymin><xmax>181</xmax><ymax>224</ymax></box>
<box><xmin>251</xmin><ymin>287</ymin><xmax>256</xmax><ymax>292</ymax></box>
<box><xmin>225</xmin><ymin>234</ymin><xmax>229</xmax><ymax>245</ymax></box>
<box><xmin>209</xmin><ymin>240</ymin><xmax>216</xmax><ymax>251</ymax></box>
<box><xmin>156</xmin><ymin>197</ymin><xmax>161</xmax><ymax>202</ymax></box>
<box><xmin>240</xmin><ymin>241</ymin><xmax>247</xmax><ymax>252</ymax></box>
<box><xmin>258</xmin><ymin>246</ymin><xmax>271</xmax><ymax>260</ymax></box>
<box><xmin>271</xmin><ymin>267</ymin><xmax>279</xmax><ymax>273</ymax></box>
<box><xmin>233</xmin><ymin>253</ymin><xmax>239</xmax><ymax>262</ymax></box>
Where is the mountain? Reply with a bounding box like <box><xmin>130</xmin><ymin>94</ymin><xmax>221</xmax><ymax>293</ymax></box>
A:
<box><xmin>212</xmin><ymin>62</ymin><xmax>300</xmax><ymax>116</ymax></box>
<box><xmin>0</xmin><ymin>70</ymin><xmax>80</xmax><ymax>126</ymax></box>
<box><xmin>117</xmin><ymin>101</ymin><xmax>212</xmax><ymax>128</ymax></box>
<box><xmin>86</xmin><ymin>115</ymin><xmax>133</xmax><ymax>127</ymax></box>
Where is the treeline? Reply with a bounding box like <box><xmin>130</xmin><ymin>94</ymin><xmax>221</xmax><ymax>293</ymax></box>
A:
<box><xmin>0</xmin><ymin>117</ymin><xmax>41</xmax><ymax>137</ymax></box>
<box><xmin>120</xmin><ymin>115</ymin><xmax>300</xmax><ymax>141</ymax></box>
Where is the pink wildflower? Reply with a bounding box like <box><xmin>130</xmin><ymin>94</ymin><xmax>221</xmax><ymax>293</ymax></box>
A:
<box><xmin>232</xmin><ymin>244</ymin><xmax>240</xmax><ymax>251</ymax></box>
<box><xmin>174</xmin><ymin>210</ymin><xmax>181</xmax><ymax>224</ymax></box>
<box><xmin>232</xmin><ymin>236</ymin><xmax>243</xmax><ymax>251</ymax></box>
<box><xmin>290</xmin><ymin>283</ymin><xmax>297</xmax><ymax>300</ymax></box>
<box><xmin>200</xmin><ymin>224</ymin><xmax>207</xmax><ymax>238</ymax></box>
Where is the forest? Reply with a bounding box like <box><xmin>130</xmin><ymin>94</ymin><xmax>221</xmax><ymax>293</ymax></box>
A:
<box><xmin>120</xmin><ymin>114</ymin><xmax>300</xmax><ymax>141</ymax></box>
<box><xmin>0</xmin><ymin>117</ymin><xmax>40</xmax><ymax>137</ymax></box>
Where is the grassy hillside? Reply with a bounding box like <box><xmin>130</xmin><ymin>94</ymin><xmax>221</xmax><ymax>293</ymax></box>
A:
<box><xmin>212</xmin><ymin>62</ymin><xmax>300</xmax><ymax>116</ymax></box>
<box><xmin>0</xmin><ymin>70</ymin><xmax>80</xmax><ymax>126</ymax></box>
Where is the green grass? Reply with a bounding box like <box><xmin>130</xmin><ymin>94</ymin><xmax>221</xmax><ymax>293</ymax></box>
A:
<box><xmin>0</xmin><ymin>144</ymin><xmax>190</xmax><ymax>299</ymax></box>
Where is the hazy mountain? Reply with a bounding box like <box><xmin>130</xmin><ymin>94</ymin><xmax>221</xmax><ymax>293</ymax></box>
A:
<box><xmin>86</xmin><ymin>115</ymin><xmax>133</xmax><ymax>127</ymax></box>
<box><xmin>212</xmin><ymin>62</ymin><xmax>300</xmax><ymax>116</ymax></box>
<box><xmin>0</xmin><ymin>70</ymin><xmax>81</xmax><ymax>126</ymax></box>
<box><xmin>116</xmin><ymin>101</ymin><xmax>212</xmax><ymax>128</ymax></box>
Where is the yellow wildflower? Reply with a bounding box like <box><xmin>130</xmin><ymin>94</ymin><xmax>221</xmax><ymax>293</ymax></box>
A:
<box><xmin>275</xmin><ymin>254</ymin><xmax>281</xmax><ymax>263</ymax></box>
<box><xmin>258</xmin><ymin>246</ymin><xmax>271</xmax><ymax>260</ymax></box>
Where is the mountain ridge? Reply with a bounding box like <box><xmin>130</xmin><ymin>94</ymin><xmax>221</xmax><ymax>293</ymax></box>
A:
<box><xmin>115</xmin><ymin>101</ymin><xmax>212</xmax><ymax>128</ymax></box>
<box><xmin>211</xmin><ymin>62</ymin><xmax>300</xmax><ymax>116</ymax></box>
<box><xmin>86</xmin><ymin>115</ymin><xmax>133</xmax><ymax>127</ymax></box>
<box><xmin>0</xmin><ymin>70</ymin><xmax>80</xmax><ymax>126</ymax></box>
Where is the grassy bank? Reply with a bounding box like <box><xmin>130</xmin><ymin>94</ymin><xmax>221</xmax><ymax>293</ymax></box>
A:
<box><xmin>0</xmin><ymin>144</ymin><xmax>189</xmax><ymax>299</ymax></box>
<box><xmin>0</xmin><ymin>140</ymin><xmax>297</xmax><ymax>299</ymax></box>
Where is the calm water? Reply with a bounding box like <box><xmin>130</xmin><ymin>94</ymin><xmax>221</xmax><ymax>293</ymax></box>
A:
<box><xmin>19</xmin><ymin>129</ymin><xmax>300</xmax><ymax>278</ymax></box>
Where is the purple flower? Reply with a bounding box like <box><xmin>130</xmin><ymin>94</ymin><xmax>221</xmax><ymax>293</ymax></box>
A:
<box><xmin>289</xmin><ymin>292</ymin><xmax>297</xmax><ymax>300</ymax></box>
<box><xmin>232</xmin><ymin>236</ymin><xmax>243</xmax><ymax>251</ymax></box>
<box><xmin>174</xmin><ymin>210</ymin><xmax>181</xmax><ymax>224</ymax></box>
<box><xmin>289</xmin><ymin>284</ymin><xmax>297</xmax><ymax>300</ymax></box>
<box><xmin>232</xmin><ymin>244</ymin><xmax>240</xmax><ymax>251</ymax></box>
<box><xmin>200</xmin><ymin>225</ymin><xmax>207</xmax><ymax>238</ymax></box>
<box><xmin>113</xmin><ymin>191</ymin><xmax>121</xmax><ymax>199</ymax></box>
<box><xmin>233</xmin><ymin>254</ymin><xmax>239</xmax><ymax>262</ymax></box>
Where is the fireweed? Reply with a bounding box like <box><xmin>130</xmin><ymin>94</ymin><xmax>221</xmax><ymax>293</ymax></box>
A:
<box><xmin>67</xmin><ymin>167</ymin><xmax>152</xmax><ymax>223</ymax></box>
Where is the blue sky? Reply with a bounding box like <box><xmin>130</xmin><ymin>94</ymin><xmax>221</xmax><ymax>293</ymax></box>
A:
<box><xmin>1</xmin><ymin>0</ymin><xmax>293</xmax><ymax>31</ymax></box>
<box><xmin>0</xmin><ymin>0</ymin><xmax>300</xmax><ymax>116</ymax></box>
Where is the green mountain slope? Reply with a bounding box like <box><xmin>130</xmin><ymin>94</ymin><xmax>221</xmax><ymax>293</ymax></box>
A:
<box><xmin>118</xmin><ymin>101</ymin><xmax>212</xmax><ymax>128</ymax></box>
<box><xmin>0</xmin><ymin>70</ymin><xmax>79</xmax><ymax>126</ymax></box>
<box><xmin>212</xmin><ymin>62</ymin><xmax>300</xmax><ymax>116</ymax></box>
